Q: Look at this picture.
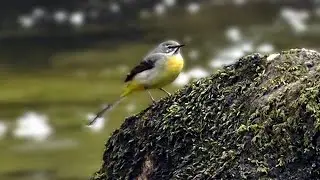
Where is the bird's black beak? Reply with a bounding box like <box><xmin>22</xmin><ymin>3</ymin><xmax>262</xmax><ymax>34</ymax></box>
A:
<box><xmin>176</xmin><ymin>44</ymin><xmax>185</xmax><ymax>48</ymax></box>
<box><xmin>172</xmin><ymin>44</ymin><xmax>185</xmax><ymax>53</ymax></box>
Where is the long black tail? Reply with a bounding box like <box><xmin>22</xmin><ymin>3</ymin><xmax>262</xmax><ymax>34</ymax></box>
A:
<box><xmin>87</xmin><ymin>97</ymin><xmax>125</xmax><ymax>125</ymax></box>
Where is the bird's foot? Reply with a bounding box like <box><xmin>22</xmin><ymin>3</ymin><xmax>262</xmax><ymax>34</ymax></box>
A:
<box><xmin>159</xmin><ymin>88</ymin><xmax>171</xmax><ymax>96</ymax></box>
<box><xmin>150</xmin><ymin>100</ymin><xmax>157</xmax><ymax>106</ymax></box>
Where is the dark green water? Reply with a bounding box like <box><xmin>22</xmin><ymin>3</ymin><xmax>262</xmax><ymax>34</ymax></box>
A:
<box><xmin>0</xmin><ymin>2</ymin><xmax>320</xmax><ymax>179</ymax></box>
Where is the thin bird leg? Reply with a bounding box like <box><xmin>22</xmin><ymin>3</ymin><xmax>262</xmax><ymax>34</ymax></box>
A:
<box><xmin>159</xmin><ymin>88</ymin><xmax>171</xmax><ymax>96</ymax></box>
<box><xmin>147</xmin><ymin>90</ymin><xmax>156</xmax><ymax>103</ymax></box>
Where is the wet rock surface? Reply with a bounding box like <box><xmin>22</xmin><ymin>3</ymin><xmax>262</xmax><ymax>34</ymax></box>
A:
<box><xmin>91</xmin><ymin>48</ymin><xmax>320</xmax><ymax>180</ymax></box>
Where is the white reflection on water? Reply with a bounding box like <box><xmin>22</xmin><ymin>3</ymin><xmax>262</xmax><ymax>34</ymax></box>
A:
<box><xmin>31</xmin><ymin>8</ymin><xmax>46</xmax><ymax>19</ymax></box>
<box><xmin>173</xmin><ymin>72</ymin><xmax>190</xmax><ymax>87</ymax></box>
<box><xmin>109</xmin><ymin>2</ymin><xmax>121</xmax><ymax>13</ymax></box>
<box><xmin>163</xmin><ymin>0</ymin><xmax>176</xmax><ymax>7</ymax></box>
<box><xmin>186</xmin><ymin>2</ymin><xmax>200</xmax><ymax>14</ymax></box>
<box><xmin>17</xmin><ymin>15</ymin><xmax>34</xmax><ymax>28</ymax></box>
<box><xmin>173</xmin><ymin>67</ymin><xmax>210</xmax><ymax>87</ymax></box>
<box><xmin>13</xmin><ymin>112</ymin><xmax>53</xmax><ymax>142</ymax></box>
<box><xmin>69</xmin><ymin>11</ymin><xmax>85</xmax><ymax>27</ymax></box>
<box><xmin>256</xmin><ymin>42</ymin><xmax>274</xmax><ymax>54</ymax></box>
<box><xmin>225</xmin><ymin>26</ymin><xmax>242</xmax><ymax>43</ymax></box>
<box><xmin>53</xmin><ymin>10</ymin><xmax>68</xmax><ymax>24</ymax></box>
<box><xmin>280</xmin><ymin>7</ymin><xmax>310</xmax><ymax>34</ymax></box>
<box><xmin>187</xmin><ymin>67</ymin><xmax>209</xmax><ymax>79</ymax></box>
<box><xmin>154</xmin><ymin>3</ymin><xmax>167</xmax><ymax>16</ymax></box>
<box><xmin>210</xmin><ymin>45</ymin><xmax>247</xmax><ymax>68</ymax></box>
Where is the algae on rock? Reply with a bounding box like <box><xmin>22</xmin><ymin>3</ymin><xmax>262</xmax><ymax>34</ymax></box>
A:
<box><xmin>91</xmin><ymin>48</ymin><xmax>320</xmax><ymax>180</ymax></box>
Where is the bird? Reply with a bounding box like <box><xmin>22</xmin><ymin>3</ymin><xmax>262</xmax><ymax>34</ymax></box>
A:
<box><xmin>88</xmin><ymin>40</ymin><xmax>185</xmax><ymax>125</ymax></box>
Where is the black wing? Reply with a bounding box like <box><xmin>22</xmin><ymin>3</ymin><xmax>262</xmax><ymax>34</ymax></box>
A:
<box><xmin>125</xmin><ymin>53</ymin><xmax>164</xmax><ymax>82</ymax></box>
<box><xmin>124</xmin><ymin>59</ymin><xmax>155</xmax><ymax>82</ymax></box>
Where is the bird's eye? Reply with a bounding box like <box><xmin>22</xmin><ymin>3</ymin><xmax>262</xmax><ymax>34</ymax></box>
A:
<box><xmin>167</xmin><ymin>46</ymin><xmax>174</xmax><ymax>52</ymax></box>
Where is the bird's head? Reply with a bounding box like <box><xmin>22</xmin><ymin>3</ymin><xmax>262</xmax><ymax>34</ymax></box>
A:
<box><xmin>156</xmin><ymin>40</ymin><xmax>185</xmax><ymax>55</ymax></box>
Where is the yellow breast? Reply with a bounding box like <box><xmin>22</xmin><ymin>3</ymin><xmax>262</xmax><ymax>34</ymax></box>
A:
<box><xmin>166</xmin><ymin>54</ymin><xmax>184</xmax><ymax>74</ymax></box>
<box><xmin>147</xmin><ymin>54</ymin><xmax>184</xmax><ymax>89</ymax></box>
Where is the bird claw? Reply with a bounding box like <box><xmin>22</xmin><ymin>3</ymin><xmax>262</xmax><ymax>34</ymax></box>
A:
<box><xmin>149</xmin><ymin>99</ymin><xmax>157</xmax><ymax>106</ymax></box>
<box><xmin>159</xmin><ymin>88</ymin><xmax>171</xmax><ymax>96</ymax></box>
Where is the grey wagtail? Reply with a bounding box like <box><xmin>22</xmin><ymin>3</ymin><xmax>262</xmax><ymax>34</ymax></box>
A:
<box><xmin>88</xmin><ymin>40</ymin><xmax>185</xmax><ymax>125</ymax></box>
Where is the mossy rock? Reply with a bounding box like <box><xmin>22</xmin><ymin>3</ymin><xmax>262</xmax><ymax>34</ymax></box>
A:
<box><xmin>91</xmin><ymin>48</ymin><xmax>320</xmax><ymax>180</ymax></box>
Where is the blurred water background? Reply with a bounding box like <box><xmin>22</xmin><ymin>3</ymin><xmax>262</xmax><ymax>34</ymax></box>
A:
<box><xmin>1</xmin><ymin>0</ymin><xmax>320</xmax><ymax>179</ymax></box>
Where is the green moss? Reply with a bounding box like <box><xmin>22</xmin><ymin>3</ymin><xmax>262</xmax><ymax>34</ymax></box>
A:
<box><xmin>91</xmin><ymin>48</ymin><xmax>320</xmax><ymax>179</ymax></box>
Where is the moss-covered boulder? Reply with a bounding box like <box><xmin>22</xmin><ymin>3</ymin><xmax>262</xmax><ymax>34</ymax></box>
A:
<box><xmin>91</xmin><ymin>48</ymin><xmax>320</xmax><ymax>180</ymax></box>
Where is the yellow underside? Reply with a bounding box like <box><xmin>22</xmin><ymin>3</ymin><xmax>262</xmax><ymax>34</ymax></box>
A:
<box><xmin>121</xmin><ymin>55</ymin><xmax>184</xmax><ymax>97</ymax></box>
<box><xmin>120</xmin><ymin>80</ymin><xmax>144</xmax><ymax>97</ymax></box>
<box><xmin>150</xmin><ymin>54</ymin><xmax>184</xmax><ymax>88</ymax></box>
